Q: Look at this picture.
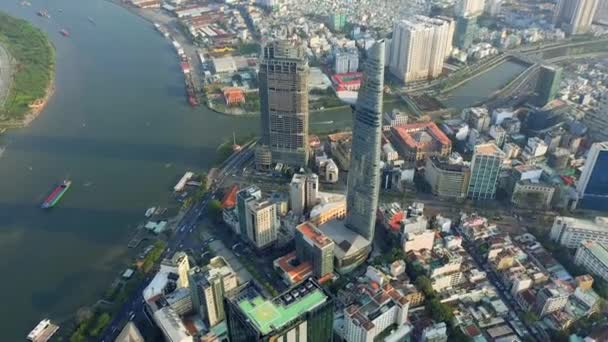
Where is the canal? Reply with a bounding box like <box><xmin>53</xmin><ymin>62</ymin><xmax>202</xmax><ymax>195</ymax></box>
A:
<box><xmin>440</xmin><ymin>59</ymin><xmax>531</xmax><ymax>110</ymax></box>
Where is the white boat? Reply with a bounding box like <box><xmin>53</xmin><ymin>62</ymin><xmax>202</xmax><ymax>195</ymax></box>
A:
<box><xmin>27</xmin><ymin>319</ymin><xmax>59</xmax><ymax>342</ymax></box>
<box><xmin>145</xmin><ymin>207</ymin><xmax>156</xmax><ymax>217</ymax></box>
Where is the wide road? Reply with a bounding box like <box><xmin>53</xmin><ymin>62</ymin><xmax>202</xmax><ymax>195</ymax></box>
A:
<box><xmin>99</xmin><ymin>142</ymin><xmax>255</xmax><ymax>342</ymax></box>
<box><xmin>0</xmin><ymin>43</ymin><xmax>12</xmax><ymax>108</ymax></box>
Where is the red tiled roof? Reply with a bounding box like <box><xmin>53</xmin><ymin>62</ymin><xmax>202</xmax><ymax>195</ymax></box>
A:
<box><xmin>221</xmin><ymin>184</ymin><xmax>239</xmax><ymax>208</ymax></box>
<box><xmin>392</xmin><ymin>122</ymin><xmax>451</xmax><ymax>149</ymax></box>
<box><xmin>276</xmin><ymin>252</ymin><xmax>312</xmax><ymax>284</ymax></box>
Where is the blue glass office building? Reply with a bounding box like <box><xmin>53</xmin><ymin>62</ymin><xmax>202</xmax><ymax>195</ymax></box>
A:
<box><xmin>578</xmin><ymin>142</ymin><xmax>608</xmax><ymax>211</ymax></box>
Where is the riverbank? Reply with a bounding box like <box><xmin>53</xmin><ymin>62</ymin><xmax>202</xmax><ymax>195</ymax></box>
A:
<box><xmin>0</xmin><ymin>11</ymin><xmax>55</xmax><ymax>128</ymax></box>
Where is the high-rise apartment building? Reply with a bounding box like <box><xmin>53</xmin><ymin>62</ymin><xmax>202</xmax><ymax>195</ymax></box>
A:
<box><xmin>467</xmin><ymin>143</ymin><xmax>505</xmax><ymax>200</ymax></box>
<box><xmin>576</xmin><ymin>142</ymin><xmax>608</xmax><ymax>211</ymax></box>
<box><xmin>556</xmin><ymin>0</ymin><xmax>600</xmax><ymax>35</ymax></box>
<box><xmin>236</xmin><ymin>186</ymin><xmax>262</xmax><ymax>236</ymax></box>
<box><xmin>345</xmin><ymin>40</ymin><xmax>385</xmax><ymax>241</ymax></box>
<box><xmin>389</xmin><ymin>16</ymin><xmax>452</xmax><ymax>83</ymax></box>
<box><xmin>256</xmin><ymin>40</ymin><xmax>310</xmax><ymax>169</ymax></box>
<box><xmin>334</xmin><ymin>48</ymin><xmax>359</xmax><ymax>74</ymax></box>
<box><xmin>225</xmin><ymin>279</ymin><xmax>334</xmax><ymax>342</ymax></box>
<box><xmin>295</xmin><ymin>222</ymin><xmax>335</xmax><ymax>278</ymax></box>
<box><xmin>160</xmin><ymin>252</ymin><xmax>190</xmax><ymax>289</ymax></box>
<box><xmin>188</xmin><ymin>256</ymin><xmax>238</xmax><ymax>327</ymax></box>
<box><xmin>245</xmin><ymin>199</ymin><xmax>278</xmax><ymax>249</ymax></box>
<box><xmin>289</xmin><ymin>173</ymin><xmax>319</xmax><ymax>216</ymax></box>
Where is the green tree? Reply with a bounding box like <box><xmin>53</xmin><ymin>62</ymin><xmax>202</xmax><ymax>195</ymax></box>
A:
<box><xmin>427</xmin><ymin>298</ymin><xmax>454</xmax><ymax>323</ymax></box>
<box><xmin>208</xmin><ymin>199</ymin><xmax>223</xmax><ymax>222</ymax></box>
<box><xmin>415</xmin><ymin>276</ymin><xmax>435</xmax><ymax>298</ymax></box>
<box><xmin>89</xmin><ymin>313</ymin><xmax>111</xmax><ymax>337</ymax></box>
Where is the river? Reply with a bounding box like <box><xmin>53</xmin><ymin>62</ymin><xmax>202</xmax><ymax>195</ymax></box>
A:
<box><xmin>0</xmin><ymin>0</ymin><xmax>356</xmax><ymax>338</ymax></box>
<box><xmin>0</xmin><ymin>0</ymin><xmax>525</xmax><ymax>338</ymax></box>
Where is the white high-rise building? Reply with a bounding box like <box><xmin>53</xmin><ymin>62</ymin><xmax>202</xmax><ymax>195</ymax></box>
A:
<box><xmin>245</xmin><ymin>200</ymin><xmax>278</xmax><ymax>249</ymax></box>
<box><xmin>290</xmin><ymin>174</ymin><xmax>306</xmax><ymax>216</ymax></box>
<box><xmin>389</xmin><ymin>16</ymin><xmax>452</xmax><ymax>84</ymax></box>
<box><xmin>188</xmin><ymin>257</ymin><xmax>238</xmax><ymax>327</ymax></box>
<box><xmin>290</xmin><ymin>173</ymin><xmax>319</xmax><ymax>215</ymax></box>
<box><xmin>456</xmin><ymin>0</ymin><xmax>486</xmax><ymax>17</ymax></box>
<box><xmin>305</xmin><ymin>173</ymin><xmax>319</xmax><ymax>211</ymax></box>
<box><xmin>557</xmin><ymin>0</ymin><xmax>600</xmax><ymax>35</ymax></box>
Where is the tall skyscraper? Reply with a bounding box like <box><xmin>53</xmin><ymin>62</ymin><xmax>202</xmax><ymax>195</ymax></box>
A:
<box><xmin>595</xmin><ymin>0</ymin><xmax>608</xmax><ymax>25</ymax></box>
<box><xmin>389</xmin><ymin>16</ymin><xmax>452</xmax><ymax>83</ymax></box>
<box><xmin>456</xmin><ymin>0</ymin><xmax>486</xmax><ymax>17</ymax></box>
<box><xmin>188</xmin><ymin>256</ymin><xmax>238</xmax><ymax>327</ymax></box>
<box><xmin>345</xmin><ymin>41</ymin><xmax>385</xmax><ymax>241</ymax></box>
<box><xmin>556</xmin><ymin>0</ymin><xmax>600</xmax><ymax>35</ymax></box>
<box><xmin>576</xmin><ymin>142</ymin><xmax>608</xmax><ymax>211</ymax></box>
<box><xmin>454</xmin><ymin>16</ymin><xmax>478</xmax><ymax>50</ymax></box>
<box><xmin>534</xmin><ymin>64</ymin><xmax>563</xmax><ymax>107</ymax></box>
<box><xmin>225</xmin><ymin>278</ymin><xmax>334</xmax><ymax>342</ymax></box>
<box><xmin>467</xmin><ymin>143</ymin><xmax>505</xmax><ymax>200</ymax></box>
<box><xmin>256</xmin><ymin>40</ymin><xmax>310</xmax><ymax>169</ymax></box>
<box><xmin>236</xmin><ymin>186</ymin><xmax>262</xmax><ymax>236</ymax></box>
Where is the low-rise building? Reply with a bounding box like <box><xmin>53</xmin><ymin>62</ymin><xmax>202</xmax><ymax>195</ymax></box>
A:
<box><xmin>511</xmin><ymin>180</ymin><xmax>555</xmax><ymax>209</ymax></box>
<box><xmin>550</xmin><ymin>216</ymin><xmax>608</xmax><ymax>248</ymax></box>
<box><xmin>403</xmin><ymin>230</ymin><xmax>435</xmax><ymax>253</ymax></box>
<box><xmin>421</xmin><ymin>322</ymin><xmax>448</xmax><ymax>342</ymax></box>
<box><xmin>424</xmin><ymin>156</ymin><xmax>470</xmax><ymax>199</ymax></box>
<box><xmin>390</xmin><ymin>123</ymin><xmax>452</xmax><ymax>162</ymax></box>
<box><xmin>152</xmin><ymin>307</ymin><xmax>192</xmax><ymax>342</ymax></box>
<box><xmin>535</xmin><ymin>287</ymin><xmax>568</xmax><ymax>317</ymax></box>
<box><xmin>343</xmin><ymin>283</ymin><xmax>410</xmax><ymax>342</ymax></box>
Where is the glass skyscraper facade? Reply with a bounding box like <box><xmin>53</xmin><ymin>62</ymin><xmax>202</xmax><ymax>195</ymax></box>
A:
<box><xmin>345</xmin><ymin>40</ymin><xmax>385</xmax><ymax>241</ymax></box>
<box><xmin>467</xmin><ymin>143</ymin><xmax>505</xmax><ymax>200</ymax></box>
<box><xmin>577</xmin><ymin>142</ymin><xmax>608</xmax><ymax>211</ymax></box>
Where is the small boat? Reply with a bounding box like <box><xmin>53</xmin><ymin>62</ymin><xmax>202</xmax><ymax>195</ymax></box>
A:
<box><xmin>60</xmin><ymin>29</ymin><xmax>70</xmax><ymax>37</ymax></box>
<box><xmin>37</xmin><ymin>10</ymin><xmax>50</xmax><ymax>18</ymax></box>
<box><xmin>20</xmin><ymin>1</ymin><xmax>31</xmax><ymax>6</ymax></box>
<box><xmin>145</xmin><ymin>207</ymin><xmax>156</xmax><ymax>217</ymax></box>
<box><xmin>41</xmin><ymin>180</ymin><xmax>71</xmax><ymax>209</ymax></box>
<box><xmin>87</xmin><ymin>17</ymin><xmax>96</xmax><ymax>25</ymax></box>
<box><xmin>27</xmin><ymin>319</ymin><xmax>59</xmax><ymax>342</ymax></box>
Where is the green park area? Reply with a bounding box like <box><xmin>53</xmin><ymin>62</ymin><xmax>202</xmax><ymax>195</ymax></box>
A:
<box><xmin>0</xmin><ymin>12</ymin><xmax>54</xmax><ymax>123</ymax></box>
